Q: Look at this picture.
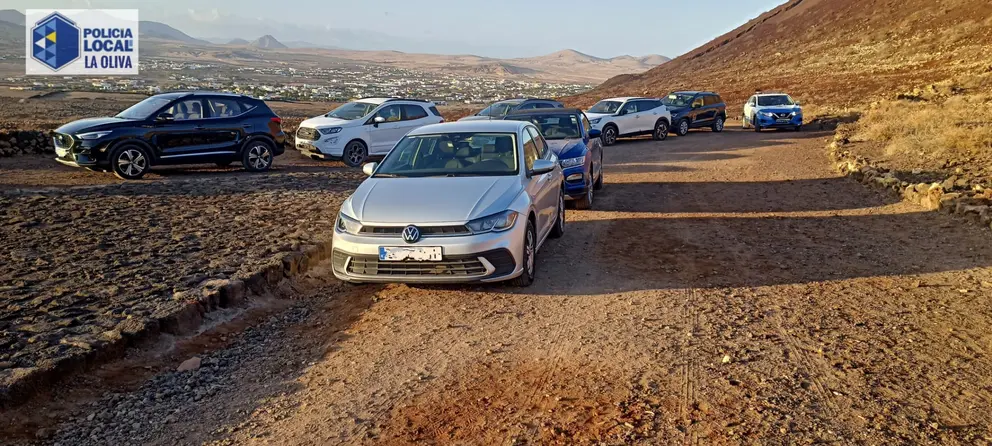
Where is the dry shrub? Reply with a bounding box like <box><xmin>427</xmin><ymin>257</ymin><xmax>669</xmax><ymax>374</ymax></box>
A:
<box><xmin>856</xmin><ymin>94</ymin><xmax>992</xmax><ymax>159</ymax></box>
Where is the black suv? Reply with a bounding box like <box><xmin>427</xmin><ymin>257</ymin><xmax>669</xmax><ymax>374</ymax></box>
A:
<box><xmin>662</xmin><ymin>91</ymin><xmax>727</xmax><ymax>136</ymax></box>
<box><xmin>53</xmin><ymin>92</ymin><xmax>286</xmax><ymax>179</ymax></box>
<box><xmin>461</xmin><ymin>98</ymin><xmax>564</xmax><ymax>121</ymax></box>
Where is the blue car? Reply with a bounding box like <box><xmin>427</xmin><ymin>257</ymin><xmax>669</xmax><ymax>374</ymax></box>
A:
<box><xmin>504</xmin><ymin>108</ymin><xmax>604</xmax><ymax>209</ymax></box>
<box><xmin>743</xmin><ymin>93</ymin><xmax>803</xmax><ymax>131</ymax></box>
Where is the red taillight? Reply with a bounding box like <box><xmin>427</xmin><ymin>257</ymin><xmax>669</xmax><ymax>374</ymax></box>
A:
<box><xmin>270</xmin><ymin>117</ymin><xmax>282</xmax><ymax>125</ymax></box>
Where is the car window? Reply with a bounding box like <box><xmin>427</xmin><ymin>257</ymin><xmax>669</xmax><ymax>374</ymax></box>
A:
<box><xmin>375</xmin><ymin>105</ymin><xmax>403</xmax><ymax>123</ymax></box>
<box><xmin>748</xmin><ymin>96</ymin><xmax>756</xmax><ymax>106</ymax></box>
<box><xmin>428</xmin><ymin>106</ymin><xmax>441</xmax><ymax>116</ymax></box>
<box><xmin>240</xmin><ymin>100</ymin><xmax>258</xmax><ymax>112</ymax></box>
<box><xmin>635</xmin><ymin>100</ymin><xmax>657</xmax><ymax>112</ymax></box>
<box><xmin>581</xmin><ymin>114</ymin><xmax>591</xmax><ymax>134</ymax></box>
<box><xmin>588</xmin><ymin>100</ymin><xmax>622</xmax><ymax>114</ymax></box>
<box><xmin>691</xmin><ymin>96</ymin><xmax>705</xmax><ymax>108</ymax></box>
<box><xmin>517</xmin><ymin>103</ymin><xmax>539</xmax><ymax>110</ymax></box>
<box><xmin>704</xmin><ymin>95</ymin><xmax>720</xmax><ymax>106</ymax></box>
<box><xmin>522</xmin><ymin>128</ymin><xmax>539</xmax><ymax>171</ymax></box>
<box><xmin>375</xmin><ymin>132</ymin><xmax>519</xmax><ymax>177</ymax></box>
<box><xmin>165</xmin><ymin>99</ymin><xmax>204</xmax><ymax>121</ymax></box>
<box><xmin>527</xmin><ymin>126</ymin><xmax>550</xmax><ymax>159</ymax></box>
<box><xmin>402</xmin><ymin>104</ymin><xmax>429</xmax><ymax>121</ymax></box>
<box><xmin>207</xmin><ymin>97</ymin><xmax>243</xmax><ymax>118</ymax></box>
<box><xmin>622</xmin><ymin>101</ymin><xmax>638</xmax><ymax>114</ymax></box>
<box><xmin>535</xmin><ymin>102</ymin><xmax>556</xmax><ymax>109</ymax></box>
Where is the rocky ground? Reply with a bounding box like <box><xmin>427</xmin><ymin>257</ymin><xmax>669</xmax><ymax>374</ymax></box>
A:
<box><xmin>0</xmin><ymin>151</ymin><xmax>363</xmax><ymax>402</ymax></box>
<box><xmin>4</xmin><ymin>124</ymin><xmax>992</xmax><ymax>445</ymax></box>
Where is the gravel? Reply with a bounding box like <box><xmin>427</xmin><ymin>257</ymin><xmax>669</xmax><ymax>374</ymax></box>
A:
<box><xmin>0</xmin><ymin>169</ymin><xmax>361</xmax><ymax>379</ymax></box>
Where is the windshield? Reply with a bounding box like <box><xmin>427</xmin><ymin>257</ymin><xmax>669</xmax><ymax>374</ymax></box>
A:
<box><xmin>326</xmin><ymin>102</ymin><xmax>377</xmax><ymax>120</ymax></box>
<box><xmin>661</xmin><ymin>93</ymin><xmax>695</xmax><ymax>107</ymax></box>
<box><xmin>588</xmin><ymin>100</ymin><xmax>622</xmax><ymax>114</ymax></box>
<box><xmin>477</xmin><ymin>102</ymin><xmax>518</xmax><ymax>117</ymax></box>
<box><xmin>757</xmin><ymin>95</ymin><xmax>796</xmax><ymax>106</ymax></box>
<box><xmin>506</xmin><ymin>114</ymin><xmax>581</xmax><ymax>140</ymax></box>
<box><xmin>375</xmin><ymin>132</ymin><xmax>518</xmax><ymax>177</ymax></box>
<box><xmin>115</xmin><ymin>97</ymin><xmax>173</xmax><ymax>119</ymax></box>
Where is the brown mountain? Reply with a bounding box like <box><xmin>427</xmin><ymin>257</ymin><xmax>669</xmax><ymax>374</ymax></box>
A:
<box><xmin>570</xmin><ymin>0</ymin><xmax>992</xmax><ymax>108</ymax></box>
<box><xmin>250</xmin><ymin>35</ymin><xmax>288</xmax><ymax>49</ymax></box>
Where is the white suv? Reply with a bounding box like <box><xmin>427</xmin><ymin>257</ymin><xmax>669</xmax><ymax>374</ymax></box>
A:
<box><xmin>297</xmin><ymin>98</ymin><xmax>444</xmax><ymax>166</ymax></box>
<box><xmin>585</xmin><ymin>97</ymin><xmax>671</xmax><ymax>146</ymax></box>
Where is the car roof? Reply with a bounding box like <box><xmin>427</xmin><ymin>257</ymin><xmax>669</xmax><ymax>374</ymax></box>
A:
<box><xmin>155</xmin><ymin>91</ymin><xmax>249</xmax><ymax>100</ymax></box>
<box><xmin>409</xmin><ymin>120</ymin><xmax>531</xmax><ymax>135</ymax></box>
<box><xmin>755</xmin><ymin>92</ymin><xmax>792</xmax><ymax>97</ymax></box>
<box><xmin>670</xmin><ymin>91</ymin><xmax>719</xmax><ymax>96</ymax></box>
<box><xmin>504</xmin><ymin>108</ymin><xmax>584</xmax><ymax>117</ymax></box>
<box><xmin>602</xmin><ymin>97</ymin><xmax>646</xmax><ymax>102</ymax></box>
<box><xmin>351</xmin><ymin>97</ymin><xmax>434</xmax><ymax>105</ymax></box>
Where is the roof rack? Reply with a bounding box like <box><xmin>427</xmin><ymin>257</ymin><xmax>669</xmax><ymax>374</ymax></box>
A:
<box><xmin>383</xmin><ymin>98</ymin><xmax>433</xmax><ymax>103</ymax></box>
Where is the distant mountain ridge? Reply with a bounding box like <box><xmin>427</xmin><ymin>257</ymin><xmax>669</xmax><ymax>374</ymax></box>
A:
<box><xmin>139</xmin><ymin>21</ymin><xmax>210</xmax><ymax>45</ymax></box>
<box><xmin>249</xmin><ymin>35</ymin><xmax>287</xmax><ymax>49</ymax></box>
<box><xmin>0</xmin><ymin>9</ymin><xmax>24</xmax><ymax>26</ymax></box>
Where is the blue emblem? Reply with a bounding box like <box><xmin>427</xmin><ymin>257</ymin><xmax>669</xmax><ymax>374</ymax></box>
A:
<box><xmin>31</xmin><ymin>12</ymin><xmax>81</xmax><ymax>71</ymax></box>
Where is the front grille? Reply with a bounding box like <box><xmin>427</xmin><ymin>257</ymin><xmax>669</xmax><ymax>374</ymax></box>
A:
<box><xmin>296</xmin><ymin>127</ymin><xmax>319</xmax><ymax>141</ymax></box>
<box><xmin>359</xmin><ymin>225</ymin><xmax>470</xmax><ymax>237</ymax></box>
<box><xmin>773</xmin><ymin>112</ymin><xmax>793</xmax><ymax>119</ymax></box>
<box><xmin>333</xmin><ymin>248</ymin><xmax>516</xmax><ymax>278</ymax></box>
<box><xmin>53</xmin><ymin>133</ymin><xmax>74</xmax><ymax>149</ymax></box>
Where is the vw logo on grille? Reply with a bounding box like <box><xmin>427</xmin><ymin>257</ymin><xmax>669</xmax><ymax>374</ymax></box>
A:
<box><xmin>402</xmin><ymin>225</ymin><xmax>421</xmax><ymax>244</ymax></box>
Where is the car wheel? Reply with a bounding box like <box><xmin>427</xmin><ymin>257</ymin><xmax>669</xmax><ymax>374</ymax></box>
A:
<box><xmin>110</xmin><ymin>145</ymin><xmax>150</xmax><ymax>180</ymax></box>
<box><xmin>794</xmin><ymin>124</ymin><xmax>803</xmax><ymax>132</ymax></box>
<box><xmin>753</xmin><ymin>116</ymin><xmax>762</xmax><ymax>132</ymax></box>
<box><xmin>712</xmin><ymin>116</ymin><xmax>725</xmax><ymax>132</ymax></box>
<box><xmin>574</xmin><ymin>179</ymin><xmax>594</xmax><ymax>210</ymax></box>
<box><xmin>593</xmin><ymin>158</ymin><xmax>604</xmax><ymax>191</ymax></box>
<box><xmin>343</xmin><ymin>140</ymin><xmax>368</xmax><ymax>167</ymax></box>
<box><xmin>653</xmin><ymin>120</ymin><xmax>669</xmax><ymax>141</ymax></box>
<box><xmin>511</xmin><ymin>219</ymin><xmax>537</xmax><ymax>287</ymax></box>
<box><xmin>549</xmin><ymin>190</ymin><xmax>565</xmax><ymax>239</ymax></box>
<box><xmin>676</xmin><ymin>119</ymin><xmax>690</xmax><ymax>137</ymax></box>
<box><xmin>601</xmin><ymin>125</ymin><xmax>618</xmax><ymax>146</ymax></box>
<box><xmin>242</xmin><ymin>140</ymin><xmax>274</xmax><ymax>172</ymax></box>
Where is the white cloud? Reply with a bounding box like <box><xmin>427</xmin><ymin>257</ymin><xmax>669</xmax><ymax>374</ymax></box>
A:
<box><xmin>186</xmin><ymin>8</ymin><xmax>220</xmax><ymax>22</ymax></box>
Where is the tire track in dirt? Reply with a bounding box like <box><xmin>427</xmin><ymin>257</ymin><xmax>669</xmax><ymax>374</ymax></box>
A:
<box><xmin>678</xmin><ymin>287</ymin><xmax>701</xmax><ymax>446</ymax></box>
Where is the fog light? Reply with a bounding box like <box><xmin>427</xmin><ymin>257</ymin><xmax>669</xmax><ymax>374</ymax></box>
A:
<box><xmin>566</xmin><ymin>173</ymin><xmax>583</xmax><ymax>182</ymax></box>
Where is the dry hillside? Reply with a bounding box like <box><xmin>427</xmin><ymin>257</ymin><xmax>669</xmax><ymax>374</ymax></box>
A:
<box><xmin>569</xmin><ymin>0</ymin><xmax>992</xmax><ymax>110</ymax></box>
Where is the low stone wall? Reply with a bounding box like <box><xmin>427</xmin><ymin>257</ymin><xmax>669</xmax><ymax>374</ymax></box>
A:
<box><xmin>829</xmin><ymin>133</ymin><xmax>992</xmax><ymax>231</ymax></box>
<box><xmin>0</xmin><ymin>130</ymin><xmax>56</xmax><ymax>157</ymax></box>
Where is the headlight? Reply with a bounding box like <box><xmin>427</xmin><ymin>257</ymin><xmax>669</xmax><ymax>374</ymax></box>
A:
<box><xmin>466</xmin><ymin>210</ymin><xmax>518</xmax><ymax>234</ymax></box>
<box><xmin>319</xmin><ymin>127</ymin><xmax>342</xmax><ymax>135</ymax></box>
<box><xmin>76</xmin><ymin>131</ymin><xmax>112</xmax><ymax>140</ymax></box>
<box><xmin>760</xmin><ymin>112</ymin><xmax>776</xmax><ymax>117</ymax></box>
<box><xmin>589</xmin><ymin>118</ymin><xmax>601</xmax><ymax>125</ymax></box>
<box><xmin>335</xmin><ymin>212</ymin><xmax>362</xmax><ymax>235</ymax></box>
<box><xmin>560</xmin><ymin>155</ymin><xmax>586</xmax><ymax>169</ymax></box>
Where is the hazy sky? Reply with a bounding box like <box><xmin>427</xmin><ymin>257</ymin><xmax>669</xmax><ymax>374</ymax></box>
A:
<box><xmin>8</xmin><ymin>0</ymin><xmax>786</xmax><ymax>58</ymax></box>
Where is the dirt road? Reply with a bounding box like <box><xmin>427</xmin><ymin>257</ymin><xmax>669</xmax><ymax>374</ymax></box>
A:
<box><xmin>11</xmin><ymin>126</ymin><xmax>992</xmax><ymax>445</ymax></box>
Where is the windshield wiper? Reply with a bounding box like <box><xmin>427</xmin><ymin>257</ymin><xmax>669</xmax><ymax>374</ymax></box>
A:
<box><xmin>373</xmin><ymin>173</ymin><xmax>405</xmax><ymax>178</ymax></box>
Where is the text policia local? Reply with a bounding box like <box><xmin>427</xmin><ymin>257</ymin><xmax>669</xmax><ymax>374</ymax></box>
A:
<box><xmin>82</xmin><ymin>28</ymin><xmax>135</xmax><ymax>69</ymax></box>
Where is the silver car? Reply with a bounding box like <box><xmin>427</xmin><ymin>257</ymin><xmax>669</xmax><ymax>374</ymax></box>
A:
<box><xmin>331</xmin><ymin>121</ymin><xmax>565</xmax><ymax>286</ymax></box>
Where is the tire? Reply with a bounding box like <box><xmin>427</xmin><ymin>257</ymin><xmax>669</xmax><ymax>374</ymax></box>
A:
<box><xmin>511</xmin><ymin>219</ymin><xmax>537</xmax><ymax>287</ymax></box>
<box><xmin>215</xmin><ymin>161</ymin><xmax>233</xmax><ymax>167</ymax></box>
<box><xmin>242</xmin><ymin>140</ymin><xmax>274</xmax><ymax>172</ymax></box>
<box><xmin>794</xmin><ymin>124</ymin><xmax>803</xmax><ymax>132</ymax></box>
<box><xmin>549</xmin><ymin>190</ymin><xmax>565</xmax><ymax>239</ymax></box>
<box><xmin>343</xmin><ymin>140</ymin><xmax>368</xmax><ymax>167</ymax></box>
<box><xmin>652</xmin><ymin>119</ymin><xmax>669</xmax><ymax>141</ymax></box>
<box><xmin>593</xmin><ymin>156</ymin><xmax>604</xmax><ymax>191</ymax></box>
<box><xmin>601</xmin><ymin>125</ymin><xmax>618</xmax><ymax>146</ymax></box>
<box><xmin>675</xmin><ymin>119</ymin><xmax>690</xmax><ymax>137</ymax></box>
<box><xmin>712</xmin><ymin>116</ymin><xmax>725</xmax><ymax>133</ymax></box>
<box><xmin>753</xmin><ymin>116</ymin><xmax>762</xmax><ymax>133</ymax></box>
<box><xmin>110</xmin><ymin>144</ymin><xmax>150</xmax><ymax>180</ymax></box>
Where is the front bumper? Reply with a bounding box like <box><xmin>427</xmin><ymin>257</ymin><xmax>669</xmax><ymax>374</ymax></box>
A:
<box><xmin>330</xmin><ymin>222</ymin><xmax>527</xmax><ymax>283</ymax></box>
<box><xmin>757</xmin><ymin>114</ymin><xmax>803</xmax><ymax>128</ymax></box>
<box><xmin>296</xmin><ymin>135</ymin><xmax>344</xmax><ymax>158</ymax></box>
<box><xmin>562</xmin><ymin>167</ymin><xmax>588</xmax><ymax>200</ymax></box>
<box><xmin>53</xmin><ymin>136</ymin><xmax>109</xmax><ymax>168</ymax></box>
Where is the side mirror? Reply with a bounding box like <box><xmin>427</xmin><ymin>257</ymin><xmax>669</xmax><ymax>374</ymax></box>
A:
<box><xmin>794</xmin><ymin>101</ymin><xmax>802</xmax><ymax>106</ymax></box>
<box><xmin>373</xmin><ymin>116</ymin><xmax>386</xmax><ymax>127</ymax></box>
<box><xmin>588</xmin><ymin>128</ymin><xmax>602</xmax><ymax>138</ymax></box>
<box><xmin>156</xmin><ymin>112</ymin><xmax>174</xmax><ymax>122</ymax></box>
<box><xmin>362</xmin><ymin>162</ymin><xmax>378</xmax><ymax>176</ymax></box>
<box><xmin>529</xmin><ymin>159</ymin><xmax>555</xmax><ymax>176</ymax></box>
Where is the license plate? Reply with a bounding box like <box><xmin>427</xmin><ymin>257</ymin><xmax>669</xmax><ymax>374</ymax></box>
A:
<box><xmin>776</xmin><ymin>119</ymin><xmax>791</xmax><ymax>123</ymax></box>
<box><xmin>55</xmin><ymin>147</ymin><xmax>68</xmax><ymax>157</ymax></box>
<box><xmin>379</xmin><ymin>246</ymin><xmax>442</xmax><ymax>262</ymax></box>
